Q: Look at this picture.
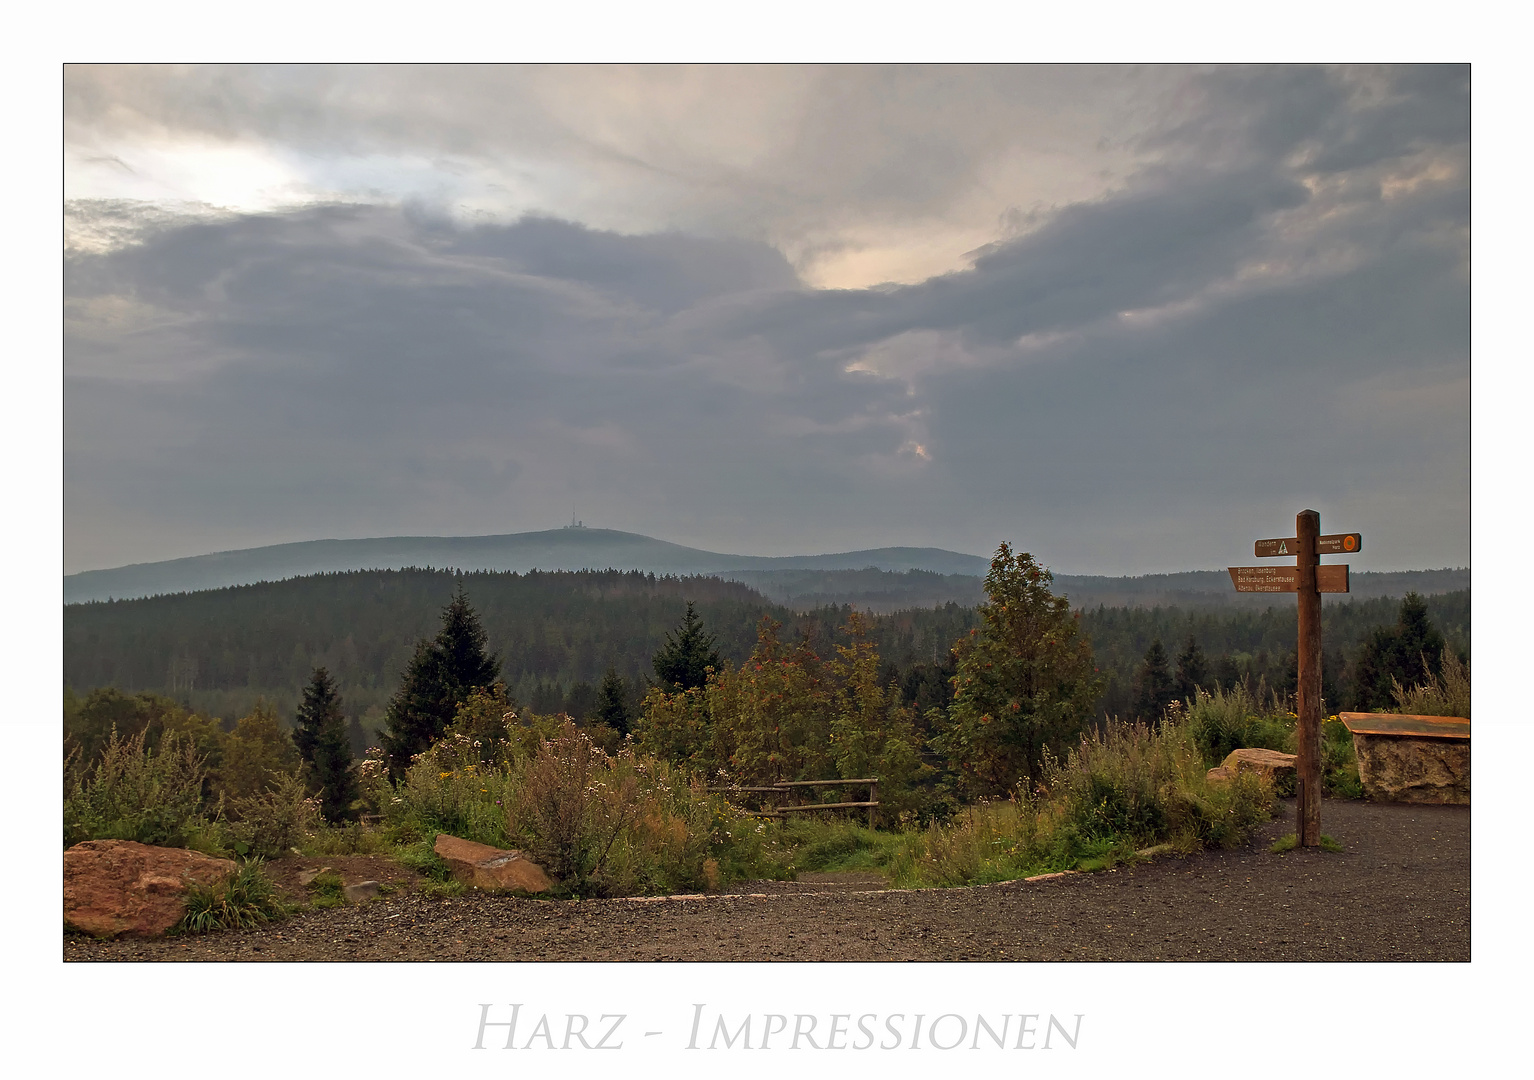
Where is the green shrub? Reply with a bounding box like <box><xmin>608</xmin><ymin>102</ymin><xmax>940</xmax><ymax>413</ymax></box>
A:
<box><xmin>174</xmin><ymin>858</ymin><xmax>287</xmax><ymax>934</ymax></box>
<box><xmin>501</xmin><ymin>721</ymin><xmax>776</xmax><ymax>897</ymax></box>
<box><xmin>374</xmin><ymin>719</ymin><xmax>816</xmax><ymax>897</ymax></box>
<box><xmin>776</xmin><ymin>818</ymin><xmax>891</xmax><ymax>872</ymax></box>
<box><xmin>509</xmin><ymin>722</ymin><xmax>673</xmax><ymax>896</ymax></box>
<box><xmin>1185</xmin><ymin>684</ymin><xmax>1294</xmax><ymax>767</ymax></box>
<box><xmin>227</xmin><ymin>771</ymin><xmax>322</xmax><ymax>859</ymax></box>
<box><xmin>1321</xmin><ymin>718</ymin><xmax>1363</xmax><ymax>798</ymax></box>
<box><xmin>386</xmin><ymin>739</ymin><xmax>519</xmax><ymax>849</ymax></box>
<box><xmin>392</xmin><ymin>838</ymin><xmax>454</xmax><ymax>882</ymax></box>
<box><xmin>64</xmin><ymin>727</ymin><xmax>209</xmax><ymax>848</ymax></box>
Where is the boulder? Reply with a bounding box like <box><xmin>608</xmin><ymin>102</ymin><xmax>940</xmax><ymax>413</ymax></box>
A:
<box><xmin>297</xmin><ymin>866</ymin><xmax>333</xmax><ymax>887</ymax></box>
<box><xmin>64</xmin><ymin>840</ymin><xmax>237</xmax><ymax>939</ymax></box>
<box><xmin>1220</xmin><ymin>748</ymin><xmax>1298</xmax><ymax>787</ymax></box>
<box><xmin>433</xmin><ymin>834</ymin><xmax>553</xmax><ymax>893</ymax></box>
<box><xmin>343</xmin><ymin>880</ymin><xmax>382</xmax><ymax>903</ymax></box>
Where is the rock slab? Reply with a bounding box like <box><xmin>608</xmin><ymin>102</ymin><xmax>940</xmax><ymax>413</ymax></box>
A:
<box><xmin>343</xmin><ymin>880</ymin><xmax>382</xmax><ymax>903</ymax></box>
<box><xmin>433</xmin><ymin>834</ymin><xmax>553</xmax><ymax>893</ymax></box>
<box><xmin>1353</xmin><ymin>735</ymin><xmax>1469</xmax><ymax>804</ymax></box>
<box><xmin>64</xmin><ymin>840</ymin><xmax>237</xmax><ymax>939</ymax></box>
<box><xmin>1219</xmin><ymin>748</ymin><xmax>1298</xmax><ymax>786</ymax></box>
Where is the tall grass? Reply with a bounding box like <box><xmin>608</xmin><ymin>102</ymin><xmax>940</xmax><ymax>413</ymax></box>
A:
<box><xmin>886</xmin><ymin>715</ymin><xmax>1274</xmax><ymax>888</ymax></box>
<box><xmin>63</xmin><ymin>727</ymin><xmax>208</xmax><ymax>849</ymax></box>
<box><xmin>174</xmin><ymin>858</ymin><xmax>288</xmax><ymax>934</ymax></box>
<box><xmin>1184</xmin><ymin>683</ymin><xmax>1295</xmax><ymax>766</ymax></box>
<box><xmin>1391</xmin><ymin>648</ymin><xmax>1470</xmax><ymax>717</ymax></box>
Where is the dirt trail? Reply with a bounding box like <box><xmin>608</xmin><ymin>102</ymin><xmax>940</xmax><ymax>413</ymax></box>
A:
<box><xmin>65</xmin><ymin>799</ymin><xmax>1469</xmax><ymax>962</ymax></box>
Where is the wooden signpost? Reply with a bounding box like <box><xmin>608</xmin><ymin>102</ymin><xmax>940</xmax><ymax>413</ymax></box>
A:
<box><xmin>1229</xmin><ymin>510</ymin><xmax>1357</xmax><ymax>848</ymax></box>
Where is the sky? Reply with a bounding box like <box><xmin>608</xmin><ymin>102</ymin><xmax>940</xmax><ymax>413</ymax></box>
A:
<box><xmin>62</xmin><ymin>64</ymin><xmax>1470</xmax><ymax>576</ymax></box>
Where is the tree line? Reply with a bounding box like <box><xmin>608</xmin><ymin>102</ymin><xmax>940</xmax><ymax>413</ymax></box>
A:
<box><xmin>64</xmin><ymin>564</ymin><xmax>1468</xmax><ymax>748</ymax></box>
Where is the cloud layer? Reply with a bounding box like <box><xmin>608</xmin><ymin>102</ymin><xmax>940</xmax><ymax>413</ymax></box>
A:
<box><xmin>64</xmin><ymin>65</ymin><xmax>1468</xmax><ymax>575</ymax></box>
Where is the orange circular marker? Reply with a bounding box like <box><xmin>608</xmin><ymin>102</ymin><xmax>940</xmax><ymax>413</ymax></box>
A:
<box><xmin>1343</xmin><ymin>535</ymin><xmax>1357</xmax><ymax>552</ymax></box>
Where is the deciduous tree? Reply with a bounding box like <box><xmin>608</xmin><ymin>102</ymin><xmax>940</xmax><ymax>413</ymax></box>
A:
<box><xmin>934</xmin><ymin>544</ymin><xmax>1101</xmax><ymax>799</ymax></box>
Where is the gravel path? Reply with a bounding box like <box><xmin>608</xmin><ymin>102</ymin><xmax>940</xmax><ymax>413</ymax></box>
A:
<box><xmin>65</xmin><ymin>798</ymin><xmax>1469</xmax><ymax>962</ymax></box>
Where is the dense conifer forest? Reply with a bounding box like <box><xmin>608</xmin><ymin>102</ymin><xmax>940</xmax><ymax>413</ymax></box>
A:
<box><xmin>64</xmin><ymin>566</ymin><xmax>1468</xmax><ymax>744</ymax></box>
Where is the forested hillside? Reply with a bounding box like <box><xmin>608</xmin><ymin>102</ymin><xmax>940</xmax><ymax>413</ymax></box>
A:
<box><xmin>64</xmin><ymin>566</ymin><xmax>1468</xmax><ymax>740</ymax></box>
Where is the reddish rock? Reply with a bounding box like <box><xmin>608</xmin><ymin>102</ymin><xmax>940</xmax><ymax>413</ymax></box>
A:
<box><xmin>64</xmin><ymin>840</ymin><xmax>237</xmax><ymax>939</ymax></box>
<box><xmin>433</xmin><ymin>834</ymin><xmax>553</xmax><ymax>893</ymax></box>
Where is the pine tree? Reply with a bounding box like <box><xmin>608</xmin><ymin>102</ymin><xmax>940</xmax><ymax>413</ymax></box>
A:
<box><xmin>1174</xmin><ymin>633</ymin><xmax>1208</xmax><ymax>702</ymax></box>
<box><xmin>1132</xmin><ymin>638</ymin><xmax>1175</xmax><ymax>723</ymax></box>
<box><xmin>381</xmin><ymin>583</ymin><xmax>501</xmax><ymax>778</ymax></box>
<box><xmin>652</xmin><ymin>600</ymin><xmax>722</xmax><ymax>691</ymax></box>
<box><xmin>595</xmin><ymin>666</ymin><xmax>632</xmax><ymax>736</ymax></box>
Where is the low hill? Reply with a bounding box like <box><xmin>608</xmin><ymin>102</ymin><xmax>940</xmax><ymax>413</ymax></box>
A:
<box><xmin>63</xmin><ymin>528</ymin><xmax>991</xmax><ymax>604</ymax></box>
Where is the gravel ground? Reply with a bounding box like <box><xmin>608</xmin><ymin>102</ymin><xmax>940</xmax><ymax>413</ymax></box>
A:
<box><xmin>65</xmin><ymin>798</ymin><xmax>1469</xmax><ymax>962</ymax></box>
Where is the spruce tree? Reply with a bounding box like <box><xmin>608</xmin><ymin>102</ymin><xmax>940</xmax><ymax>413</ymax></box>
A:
<box><xmin>294</xmin><ymin>667</ymin><xmax>359</xmax><ymax>820</ymax></box>
<box><xmin>1349</xmin><ymin>592</ymin><xmax>1446</xmax><ymax>710</ymax></box>
<box><xmin>1174</xmin><ymin>633</ymin><xmax>1208</xmax><ymax>702</ymax></box>
<box><xmin>293</xmin><ymin>666</ymin><xmax>340</xmax><ymax>772</ymax></box>
<box><xmin>311</xmin><ymin>708</ymin><xmax>360</xmax><ymax>822</ymax></box>
<box><xmin>652</xmin><ymin>600</ymin><xmax>722</xmax><ymax>691</ymax></box>
<box><xmin>1214</xmin><ymin>653</ymin><xmax>1242</xmax><ymax>693</ymax></box>
<box><xmin>1132</xmin><ymin>638</ymin><xmax>1176</xmax><ymax>723</ymax></box>
<box><xmin>381</xmin><ymin>583</ymin><xmax>501</xmax><ymax>778</ymax></box>
<box><xmin>595</xmin><ymin>666</ymin><xmax>632</xmax><ymax>736</ymax></box>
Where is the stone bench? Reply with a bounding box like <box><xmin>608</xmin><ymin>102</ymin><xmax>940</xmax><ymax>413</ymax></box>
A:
<box><xmin>1338</xmin><ymin>712</ymin><xmax>1469</xmax><ymax>805</ymax></box>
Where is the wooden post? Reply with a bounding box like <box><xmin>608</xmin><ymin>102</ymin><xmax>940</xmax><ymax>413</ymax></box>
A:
<box><xmin>1295</xmin><ymin>509</ymin><xmax>1322</xmax><ymax>847</ymax></box>
<box><xmin>868</xmin><ymin>780</ymin><xmax>877</xmax><ymax>830</ymax></box>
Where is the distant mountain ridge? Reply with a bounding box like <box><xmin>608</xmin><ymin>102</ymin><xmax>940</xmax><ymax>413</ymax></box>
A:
<box><xmin>63</xmin><ymin>528</ymin><xmax>993</xmax><ymax>604</ymax></box>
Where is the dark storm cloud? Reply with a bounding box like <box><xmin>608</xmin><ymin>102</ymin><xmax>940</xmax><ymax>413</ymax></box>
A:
<box><xmin>64</xmin><ymin>65</ymin><xmax>1468</xmax><ymax>574</ymax></box>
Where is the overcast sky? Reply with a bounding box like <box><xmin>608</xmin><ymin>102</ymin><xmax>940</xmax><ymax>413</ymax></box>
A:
<box><xmin>63</xmin><ymin>64</ymin><xmax>1469</xmax><ymax>576</ymax></box>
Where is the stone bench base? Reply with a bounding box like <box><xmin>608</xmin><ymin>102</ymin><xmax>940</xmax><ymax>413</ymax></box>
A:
<box><xmin>1352</xmin><ymin>735</ymin><xmax>1469</xmax><ymax>805</ymax></box>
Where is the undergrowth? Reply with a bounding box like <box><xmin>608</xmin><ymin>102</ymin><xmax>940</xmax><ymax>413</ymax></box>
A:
<box><xmin>1391</xmin><ymin>648</ymin><xmax>1471</xmax><ymax>718</ymax></box>
<box><xmin>174</xmin><ymin>858</ymin><xmax>288</xmax><ymax>934</ymax></box>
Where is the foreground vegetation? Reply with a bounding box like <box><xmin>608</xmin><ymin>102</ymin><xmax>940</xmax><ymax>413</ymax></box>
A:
<box><xmin>62</xmin><ymin>544</ymin><xmax>1470</xmax><ymax>924</ymax></box>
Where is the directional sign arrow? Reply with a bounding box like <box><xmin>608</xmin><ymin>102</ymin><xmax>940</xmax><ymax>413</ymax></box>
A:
<box><xmin>1229</xmin><ymin>565</ymin><xmax>1350</xmax><ymax>593</ymax></box>
<box><xmin>1254</xmin><ymin>533</ymin><xmax>1361</xmax><ymax>557</ymax></box>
